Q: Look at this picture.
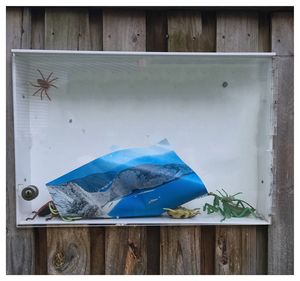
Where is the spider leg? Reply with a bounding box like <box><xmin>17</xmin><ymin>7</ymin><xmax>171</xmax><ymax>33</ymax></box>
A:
<box><xmin>50</xmin><ymin>84</ymin><xmax>58</xmax><ymax>88</ymax></box>
<box><xmin>40</xmin><ymin>89</ymin><xmax>45</xmax><ymax>100</ymax></box>
<box><xmin>30</xmin><ymin>82</ymin><xmax>41</xmax><ymax>87</ymax></box>
<box><xmin>37</xmin><ymin>69</ymin><xmax>46</xmax><ymax>80</ymax></box>
<box><xmin>32</xmin><ymin>87</ymin><xmax>42</xmax><ymax>96</ymax></box>
<box><xmin>44</xmin><ymin>89</ymin><xmax>51</xmax><ymax>101</ymax></box>
<box><xmin>48</xmin><ymin>77</ymin><xmax>58</xmax><ymax>83</ymax></box>
<box><xmin>46</xmin><ymin>72</ymin><xmax>53</xmax><ymax>81</ymax></box>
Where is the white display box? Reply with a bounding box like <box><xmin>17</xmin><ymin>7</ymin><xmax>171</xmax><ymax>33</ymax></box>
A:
<box><xmin>12</xmin><ymin>50</ymin><xmax>276</xmax><ymax>227</ymax></box>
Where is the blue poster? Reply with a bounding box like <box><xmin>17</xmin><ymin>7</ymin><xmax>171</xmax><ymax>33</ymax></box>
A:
<box><xmin>46</xmin><ymin>139</ymin><xmax>207</xmax><ymax>219</ymax></box>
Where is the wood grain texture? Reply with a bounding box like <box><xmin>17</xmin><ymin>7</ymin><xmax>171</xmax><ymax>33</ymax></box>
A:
<box><xmin>159</xmin><ymin>10</ymin><xmax>216</xmax><ymax>275</ymax></box>
<box><xmin>86</xmin><ymin>9</ymin><xmax>106</xmax><ymax>275</ymax></box>
<box><xmin>6</xmin><ymin>7</ymin><xmax>35</xmax><ymax>275</ymax></box>
<box><xmin>146</xmin><ymin>10</ymin><xmax>167</xmax><ymax>52</ymax></box>
<box><xmin>268</xmin><ymin>59</ymin><xmax>294</xmax><ymax>275</ymax></box>
<box><xmin>90</xmin><ymin>228</ymin><xmax>105</xmax><ymax>274</ymax></box>
<box><xmin>105</xmin><ymin>227</ymin><xmax>147</xmax><ymax>274</ymax></box>
<box><xmin>216</xmin><ymin>11</ymin><xmax>267</xmax><ymax>275</ymax></box>
<box><xmin>256</xmin><ymin>226</ymin><xmax>268</xmax><ymax>274</ymax></box>
<box><xmin>201</xmin><ymin>226</ymin><xmax>216</xmax><ymax>274</ymax></box>
<box><xmin>47</xmin><ymin>228</ymin><xmax>90</xmax><ymax>274</ymax></box>
<box><xmin>103</xmin><ymin>9</ymin><xmax>148</xmax><ymax>275</ymax></box>
<box><xmin>217</xmin><ymin>11</ymin><xmax>259</xmax><ymax>52</ymax></box>
<box><xmin>31</xmin><ymin>8</ymin><xmax>45</xmax><ymax>49</ymax></box>
<box><xmin>258</xmin><ymin>12</ymin><xmax>271</xmax><ymax>52</ymax></box>
<box><xmin>45</xmin><ymin>8</ymin><xmax>91</xmax><ymax>50</ymax></box>
<box><xmin>34</xmin><ymin>228</ymin><xmax>47</xmax><ymax>274</ymax></box>
<box><xmin>31</xmin><ymin>7</ymin><xmax>48</xmax><ymax>274</ymax></box>
<box><xmin>88</xmin><ymin>8</ymin><xmax>103</xmax><ymax>51</ymax></box>
<box><xmin>160</xmin><ymin>226</ymin><xmax>201</xmax><ymax>274</ymax></box>
<box><xmin>168</xmin><ymin>10</ymin><xmax>216</xmax><ymax>52</ymax></box>
<box><xmin>145</xmin><ymin>12</ymin><xmax>166</xmax><ymax>275</ymax></box>
<box><xmin>44</xmin><ymin>8</ymin><xmax>92</xmax><ymax>275</ymax></box>
<box><xmin>269</xmin><ymin>12</ymin><xmax>294</xmax><ymax>273</ymax></box>
<box><xmin>271</xmin><ymin>12</ymin><xmax>294</xmax><ymax>56</ymax></box>
<box><xmin>103</xmin><ymin>9</ymin><xmax>146</xmax><ymax>51</ymax></box>
<box><xmin>215</xmin><ymin>226</ymin><xmax>257</xmax><ymax>274</ymax></box>
<box><xmin>146</xmin><ymin>227</ymin><xmax>160</xmax><ymax>274</ymax></box>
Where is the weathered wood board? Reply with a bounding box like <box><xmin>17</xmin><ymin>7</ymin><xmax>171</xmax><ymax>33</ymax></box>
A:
<box><xmin>216</xmin><ymin>11</ymin><xmax>268</xmax><ymax>275</ymax></box>
<box><xmin>6</xmin><ymin>7</ymin><xmax>35</xmax><ymax>275</ymax></box>
<box><xmin>160</xmin><ymin>226</ymin><xmax>201</xmax><ymax>274</ymax></box>
<box><xmin>102</xmin><ymin>9</ymin><xmax>148</xmax><ymax>275</ymax></box>
<box><xmin>103</xmin><ymin>9</ymin><xmax>146</xmax><ymax>51</ymax></box>
<box><xmin>44</xmin><ymin>8</ymin><xmax>93</xmax><ymax>275</ymax></box>
<box><xmin>160</xmin><ymin>10</ymin><xmax>216</xmax><ymax>275</ymax></box>
<box><xmin>167</xmin><ymin>10</ymin><xmax>216</xmax><ymax>52</ymax></box>
<box><xmin>269</xmin><ymin>12</ymin><xmax>294</xmax><ymax>275</ymax></box>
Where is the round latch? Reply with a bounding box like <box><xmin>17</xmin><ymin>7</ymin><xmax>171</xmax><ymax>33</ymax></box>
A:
<box><xmin>21</xmin><ymin>185</ymin><xmax>39</xmax><ymax>201</ymax></box>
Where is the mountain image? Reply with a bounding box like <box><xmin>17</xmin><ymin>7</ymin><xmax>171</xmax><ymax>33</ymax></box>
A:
<box><xmin>72</xmin><ymin>163</ymin><xmax>193</xmax><ymax>200</ymax></box>
<box><xmin>46</xmin><ymin>141</ymin><xmax>207</xmax><ymax>218</ymax></box>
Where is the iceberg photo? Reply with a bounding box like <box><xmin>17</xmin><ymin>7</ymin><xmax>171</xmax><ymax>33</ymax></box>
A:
<box><xmin>46</xmin><ymin>139</ymin><xmax>207</xmax><ymax>219</ymax></box>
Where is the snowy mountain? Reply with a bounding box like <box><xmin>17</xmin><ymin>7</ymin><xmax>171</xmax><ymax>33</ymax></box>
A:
<box><xmin>47</xmin><ymin>163</ymin><xmax>195</xmax><ymax>218</ymax></box>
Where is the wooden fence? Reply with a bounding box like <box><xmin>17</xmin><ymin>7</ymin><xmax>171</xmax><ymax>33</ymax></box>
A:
<box><xmin>6</xmin><ymin>7</ymin><xmax>294</xmax><ymax>275</ymax></box>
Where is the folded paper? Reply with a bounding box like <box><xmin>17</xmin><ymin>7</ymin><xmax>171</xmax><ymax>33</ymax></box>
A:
<box><xmin>46</xmin><ymin>139</ymin><xmax>207</xmax><ymax>219</ymax></box>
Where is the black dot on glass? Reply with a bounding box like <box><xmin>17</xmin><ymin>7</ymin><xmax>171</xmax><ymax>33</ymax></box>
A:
<box><xmin>222</xmin><ymin>82</ymin><xmax>228</xmax><ymax>88</ymax></box>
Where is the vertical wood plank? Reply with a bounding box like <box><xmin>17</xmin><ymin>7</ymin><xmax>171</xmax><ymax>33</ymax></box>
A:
<box><xmin>146</xmin><ymin>10</ymin><xmax>167</xmax><ymax>52</ymax></box>
<box><xmin>215</xmin><ymin>226</ymin><xmax>257</xmax><ymax>275</ymax></box>
<box><xmin>271</xmin><ymin>12</ymin><xmax>293</xmax><ymax>56</ymax></box>
<box><xmin>88</xmin><ymin>8</ymin><xmax>103</xmax><ymax>51</ymax></box>
<box><xmin>160</xmin><ymin>227</ymin><xmax>201</xmax><ymax>274</ymax></box>
<box><xmin>146</xmin><ymin>227</ymin><xmax>160</xmax><ymax>275</ymax></box>
<box><xmin>86</xmin><ymin>8</ymin><xmax>106</xmax><ymax>275</ymax></box>
<box><xmin>160</xmin><ymin>10</ymin><xmax>216</xmax><ymax>275</ymax></box>
<box><xmin>168</xmin><ymin>10</ymin><xmax>216</xmax><ymax>52</ymax></box>
<box><xmin>47</xmin><ymin>228</ymin><xmax>90</xmax><ymax>274</ymax></box>
<box><xmin>269</xmin><ymin>12</ymin><xmax>294</xmax><ymax>275</ymax></box>
<box><xmin>90</xmin><ymin>227</ymin><xmax>105</xmax><ymax>274</ymax></box>
<box><xmin>201</xmin><ymin>226</ymin><xmax>216</xmax><ymax>274</ymax></box>
<box><xmin>256</xmin><ymin>226</ymin><xmax>268</xmax><ymax>274</ymax></box>
<box><xmin>258</xmin><ymin>12</ymin><xmax>271</xmax><ymax>52</ymax></box>
<box><xmin>216</xmin><ymin>11</ymin><xmax>266</xmax><ymax>275</ymax></box>
<box><xmin>31</xmin><ymin>8</ymin><xmax>45</xmax><ymax>49</ymax></box>
<box><xmin>103</xmin><ymin>9</ymin><xmax>146</xmax><ymax>51</ymax></box>
<box><xmin>215</xmin><ymin>227</ymin><xmax>240</xmax><ymax>274</ymax></box>
<box><xmin>103</xmin><ymin>9</ymin><xmax>148</xmax><ymax>275</ymax></box>
<box><xmin>105</xmin><ymin>227</ymin><xmax>147</xmax><ymax>274</ymax></box>
<box><xmin>6</xmin><ymin>7</ymin><xmax>35</xmax><ymax>274</ymax></box>
<box><xmin>145</xmin><ymin>10</ymin><xmax>167</xmax><ymax>275</ymax></box>
<box><xmin>217</xmin><ymin>11</ymin><xmax>259</xmax><ymax>52</ymax></box>
<box><xmin>31</xmin><ymin>8</ymin><xmax>48</xmax><ymax>274</ymax></box>
<box><xmin>44</xmin><ymin>8</ymin><xmax>92</xmax><ymax>275</ymax></box>
<box><xmin>34</xmin><ymin>228</ymin><xmax>48</xmax><ymax>274</ymax></box>
<box><xmin>45</xmin><ymin>8</ymin><xmax>91</xmax><ymax>50</ymax></box>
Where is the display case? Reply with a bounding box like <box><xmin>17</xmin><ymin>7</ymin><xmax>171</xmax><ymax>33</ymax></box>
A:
<box><xmin>12</xmin><ymin>50</ymin><xmax>276</xmax><ymax>226</ymax></box>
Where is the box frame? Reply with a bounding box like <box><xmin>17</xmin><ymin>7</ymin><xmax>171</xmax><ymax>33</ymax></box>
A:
<box><xmin>11</xmin><ymin>50</ymin><xmax>277</xmax><ymax>227</ymax></box>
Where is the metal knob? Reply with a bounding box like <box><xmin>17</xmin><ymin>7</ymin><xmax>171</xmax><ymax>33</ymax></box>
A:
<box><xmin>21</xmin><ymin>185</ymin><xmax>39</xmax><ymax>201</ymax></box>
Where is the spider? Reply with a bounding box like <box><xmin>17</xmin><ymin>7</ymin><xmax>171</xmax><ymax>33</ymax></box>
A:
<box><xmin>30</xmin><ymin>69</ymin><xmax>58</xmax><ymax>101</ymax></box>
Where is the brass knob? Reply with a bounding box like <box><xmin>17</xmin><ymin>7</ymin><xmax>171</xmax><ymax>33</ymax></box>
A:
<box><xmin>21</xmin><ymin>185</ymin><xmax>39</xmax><ymax>201</ymax></box>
